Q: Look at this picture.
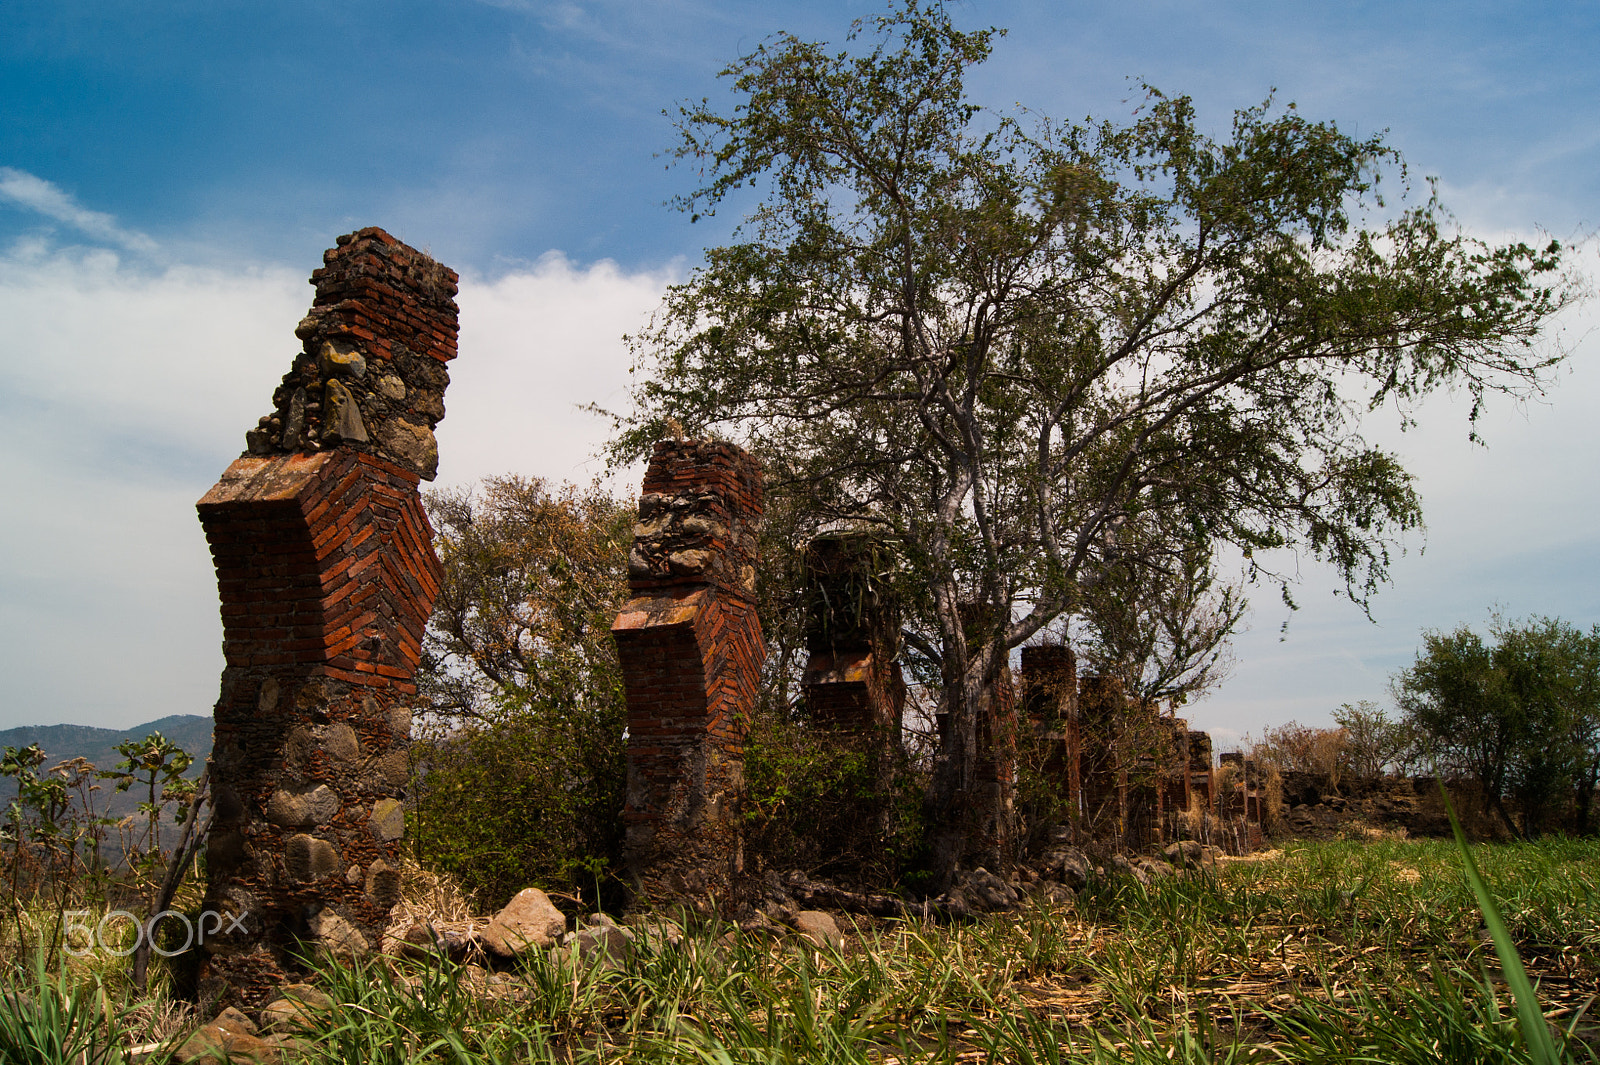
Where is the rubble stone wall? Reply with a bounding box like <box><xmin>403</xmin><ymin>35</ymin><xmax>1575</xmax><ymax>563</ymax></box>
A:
<box><xmin>800</xmin><ymin>534</ymin><xmax>904</xmax><ymax>735</ymax></box>
<box><xmin>195</xmin><ymin>229</ymin><xmax>457</xmax><ymax>1009</ymax></box>
<box><xmin>612</xmin><ymin>440</ymin><xmax>764</xmax><ymax>904</ymax></box>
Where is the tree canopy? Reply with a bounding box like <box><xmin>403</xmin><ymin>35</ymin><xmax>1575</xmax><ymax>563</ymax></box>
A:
<box><xmin>1395</xmin><ymin>614</ymin><xmax>1600</xmax><ymax>837</ymax></box>
<box><xmin>613</xmin><ymin>0</ymin><xmax>1575</xmax><ymax>873</ymax></box>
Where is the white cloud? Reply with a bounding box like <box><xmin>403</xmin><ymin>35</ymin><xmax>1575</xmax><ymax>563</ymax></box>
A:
<box><xmin>440</xmin><ymin>252</ymin><xmax>675</xmax><ymax>491</ymax></box>
<box><xmin>0</xmin><ymin>168</ymin><xmax>159</xmax><ymax>254</ymax></box>
<box><xmin>0</xmin><ymin>239</ymin><xmax>672</xmax><ymax>732</ymax></box>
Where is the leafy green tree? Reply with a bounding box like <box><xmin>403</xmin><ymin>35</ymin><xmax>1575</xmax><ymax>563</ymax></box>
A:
<box><xmin>614</xmin><ymin>1</ymin><xmax>1573</xmax><ymax>878</ymax></box>
<box><xmin>1332</xmin><ymin>700</ymin><xmax>1415</xmax><ymax>780</ymax></box>
<box><xmin>413</xmin><ymin>476</ymin><xmax>634</xmax><ymax>907</ymax></box>
<box><xmin>104</xmin><ymin>731</ymin><xmax>194</xmax><ymax>869</ymax></box>
<box><xmin>1394</xmin><ymin>615</ymin><xmax>1600</xmax><ymax>836</ymax></box>
<box><xmin>1072</xmin><ymin>540</ymin><xmax>1246</xmax><ymax>706</ymax></box>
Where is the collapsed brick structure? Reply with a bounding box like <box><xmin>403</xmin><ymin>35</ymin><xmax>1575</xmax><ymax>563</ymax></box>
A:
<box><xmin>195</xmin><ymin>228</ymin><xmax>457</xmax><ymax>1007</ymax></box>
<box><xmin>1021</xmin><ymin>646</ymin><xmax>1081</xmax><ymax>837</ymax></box>
<box><xmin>1076</xmin><ymin>674</ymin><xmax>1128</xmax><ymax>840</ymax></box>
<box><xmin>1019</xmin><ymin>655</ymin><xmax>1264</xmax><ymax>854</ymax></box>
<box><xmin>612</xmin><ymin>440</ymin><xmax>764</xmax><ymax>903</ymax></box>
<box><xmin>799</xmin><ymin>533</ymin><xmax>905</xmax><ymax>736</ymax></box>
<box><xmin>1218</xmin><ymin>752</ymin><xmax>1266</xmax><ymax>850</ymax></box>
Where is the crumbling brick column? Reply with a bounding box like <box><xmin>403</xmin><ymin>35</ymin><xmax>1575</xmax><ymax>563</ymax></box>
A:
<box><xmin>1217</xmin><ymin>752</ymin><xmax>1263</xmax><ymax>852</ymax></box>
<box><xmin>1021</xmin><ymin>646</ymin><xmax>1080</xmax><ymax>837</ymax></box>
<box><xmin>612</xmin><ymin>440</ymin><xmax>763</xmax><ymax>904</ymax></box>
<box><xmin>195</xmin><ymin>228</ymin><xmax>457</xmax><ymax>1008</ymax></box>
<box><xmin>1077</xmin><ymin>675</ymin><xmax>1127</xmax><ymax>840</ymax></box>
<box><xmin>800</xmin><ymin>533</ymin><xmax>904</xmax><ymax>736</ymax></box>
<box><xmin>1188</xmin><ymin>730</ymin><xmax>1214</xmax><ymax>811</ymax></box>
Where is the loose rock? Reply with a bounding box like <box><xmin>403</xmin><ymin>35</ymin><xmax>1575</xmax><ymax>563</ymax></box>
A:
<box><xmin>483</xmin><ymin>887</ymin><xmax>566</xmax><ymax>958</ymax></box>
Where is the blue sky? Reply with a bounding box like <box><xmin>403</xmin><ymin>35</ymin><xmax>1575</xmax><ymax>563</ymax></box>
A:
<box><xmin>1</xmin><ymin>0</ymin><xmax>1596</xmax><ymax>747</ymax></box>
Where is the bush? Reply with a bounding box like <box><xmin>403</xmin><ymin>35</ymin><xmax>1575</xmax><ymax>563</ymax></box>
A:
<box><xmin>740</xmin><ymin>711</ymin><xmax>925</xmax><ymax>889</ymax></box>
<box><xmin>410</xmin><ymin>705</ymin><xmax>626</xmax><ymax>913</ymax></box>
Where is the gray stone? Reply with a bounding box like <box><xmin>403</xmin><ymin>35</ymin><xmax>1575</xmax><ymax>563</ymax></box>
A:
<box><xmin>323</xmin><ymin>723</ymin><xmax>360</xmax><ymax>762</ymax></box>
<box><xmin>284</xmin><ymin>834</ymin><xmax>341</xmax><ymax>881</ymax></box>
<box><xmin>376</xmin><ymin>374</ymin><xmax>406</xmax><ymax>400</ymax></box>
<box><xmin>318</xmin><ymin>339</ymin><xmax>367</xmax><ymax>379</ymax></box>
<box><xmin>260</xmin><ymin>984</ymin><xmax>333</xmax><ymax>1034</ymax></box>
<box><xmin>569</xmin><ymin>918</ymin><xmax>634</xmax><ymax>968</ymax></box>
<box><xmin>281</xmin><ymin>388</ymin><xmax>306</xmax><ymax>449</ymax></box>
<box><xmin>667</xmin><ymin>549</ymin><xmax>713</xmax><ymax>575</ymax></box>
<box><xmin>1111</xmin><ymin>853</ymin><xmax>1150</xmax><ymax>886</ymax></box>
<box><xmin>1036</xmin><ymin>882</ymin><xmax>1076</xmax><ymax>907</ymax></box>
<box><xmin>387</xmin><ymin>705</ymin><xmax>412</xmax><ymax>738</ymax></box>
<box><xmin>309</xmin><ymin>907</ymin><xmax>369</xmax><ymax>954</ymax></box>
<box><xmin>677</xmin><ymin>514</ymin><xmax>729</xmax><ymax>539</ymax></box>
<box><xmin>365</xmin><ymin>857</ymin><xmax>402</xmax><ymax>908</ymax></box>
<box><xmin>321</xmin><ymin>378</ymin><xmax>369</xmax><ymax>443</ymax></box>
<box><xmin>257</xmin><ymin>677</ymin><xmax>280</xmax><ymax>713</ymax></box>
<box><xmin>483</xmin><ymin>887</ymin><xmax>566</xmax><ymax>958</ymax></box>
<box><xmin>625</xmin><ymin>919</ymin><xmax>683</xmax><ymax>950</ymax></box>
<box><xmin>376</xmin><ymin>418</ymin><xmax>439</xmax><ymax>479</ymax></box>
<box><xmin>264</xmin><ymin>784</ymin><xmax>339</xmax><ymax>827</ymax></box>
<box><xmin>957</xmin><ymin>868</ymin><xmax>1020</xmax><ymax>912</ymax></box>
<box><xmin>370</xmin><ymin>798</ymin><xmax>405</xmax><ymax>841</ymax></box>
<box><xmin>1040</xmin><ymin>845</ymin><xmax>1090</xmax><ymax>888</ymax></box>
<box><xmin>792</xmin><ymin>910</ymin><xmax>843</xmax><ymax>951</ymax></box>
<box><xmin>1164</xmin><ymin>840</ymin><xmax>1204</xmax><ymax>868</ymax></box>
<box><xmin>371</xmin><ymin>750</ymin><xmax>409</xmax><ymax>789</ymax></box>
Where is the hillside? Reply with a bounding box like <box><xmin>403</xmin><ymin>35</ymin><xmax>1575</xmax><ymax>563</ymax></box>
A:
<box><xmin>0</xmin><ymin>714</ymin><xmax>213</xmax><ymax>839</ymax></box>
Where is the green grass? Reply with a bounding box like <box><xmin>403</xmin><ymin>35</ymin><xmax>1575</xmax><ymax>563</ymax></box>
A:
<box><xmin>1</xmin><ymin>837</ymin><xmax>1595</xmax><ymax>1063</ymax></box>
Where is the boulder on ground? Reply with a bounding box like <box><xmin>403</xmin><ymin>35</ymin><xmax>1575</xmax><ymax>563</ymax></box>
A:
<box><xmin>1110</xmin><ymin>854</ymin><xmax>1150</xmax><ymax>886</ymax></box>
<box><xmin>1037</xmin><ymin>845</ymin><xmax>1090</xmax><ymax>888</ymax></box>
<box><xmin>174</xmin><ymin>1006</ymin><xmax>290</xmax><ymax>1064</ymax></box>
<box><xmin>792</xmin><ymin>910</ymin><xmax>843</xmax><ymax>950</ymax></box>
<box><xmin>1135</xmin><ymin>857</ymin><xmax>1177</xmax><ymax>880</ymax></box>
<box><xmin>259</xmin><ymin>983</ymin><xmax>333</xmax><ymax>1034</ymax></box>
<box><xmin>483</xmin><ymin>887</ymin><xmax>567</xmax><ymax>958</ymax></box>
<box><xmin>1163</xmin><ymin>840</ymin><xmax>1204</xmax><ymax>868</ymax></box>
<box><xmin>962</xmin><ymin>868</ymin><xmax>1021</xmax><ymax>912</ymax></box>
<box><xmin>1034</xmin><ymin>882</ymin><xmax>1075</xmax><ymax>907</ymax></box>
<box><xmin>566</xmin><ymin>913</ymin><xmax>636</xmax><ymax>966</ymax></box>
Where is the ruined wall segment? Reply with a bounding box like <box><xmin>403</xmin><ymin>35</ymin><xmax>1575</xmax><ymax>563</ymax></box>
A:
<box><xmin>246</xmin><ymin>227</ymin><xmax>458</xmax><ymax>479</ymax></box>
<box><xmin>196</xmin><ymin>229</ymin><xmax>457</xmax><ymax>1008</ymax></box>
<box><xmin>800</xmin><ymin>533</ymin><xmax>905</xmax><ymax>736</ymax></box>
<box><xmin>1021</xmin><ymin>645</ymin><xmax>1081</xmax><ymax>836</ymax></box>
<box><xmin>612</xmin><ymin>440</ymin><xmax>764</xmax><ymax>905</ymax></box>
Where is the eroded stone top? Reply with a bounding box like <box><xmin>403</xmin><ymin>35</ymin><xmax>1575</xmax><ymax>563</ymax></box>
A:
<box><xmin>244</xmin><ymin>227</ymin><xmax>459</xmax><ymax>480</ymax></box>
<box><xmin>626</xmin><ymin>439</ymin><xmax>763</xmax><ymax>598</ymax></box>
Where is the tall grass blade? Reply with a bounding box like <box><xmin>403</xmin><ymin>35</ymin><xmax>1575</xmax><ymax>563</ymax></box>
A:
<box><xmin>1442</xmin><ymin>785</ymin><xmax>1563</xmax><ymax>1065</ymax></box>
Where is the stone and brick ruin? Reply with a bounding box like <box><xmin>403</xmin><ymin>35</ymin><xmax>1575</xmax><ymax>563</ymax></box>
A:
<box><xmin>195</xmin><ymin>228</ymin><xmax>458</xmax><ymax>1007</ymax></box>
<box><xmin>190</xmin><ymin>229</ymin><xmax>1262</xmax><ymax>997</ymax></box>
<box><xmin>611</xmin><ymin>440</ymin><xmax>765</xmax><ymax>904</ymax></box>
<box><xmin>799</xmin><ymin>533</ymin><xmax>905</xmax><ymax>737</ymax></box>
<box><xmin>1017</xmin><ymin>652</ymin><xmax>1260</xmax><ymax>854</ymax></box>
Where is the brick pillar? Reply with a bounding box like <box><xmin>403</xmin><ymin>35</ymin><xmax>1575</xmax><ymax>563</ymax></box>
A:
<box><xmin>1161</xmin><ymin>717</ymin><xmax>1193</xmax><ymax>824</ymax></box>
<box><xmin>195</xmin><ymin>229</ymin><xmax>457</xmax><ymax>1009</ymax></box>
<box><xmin>1078</xmin><ymin>675</ymin><xmax>1126</xmax><ymax>841</ymax></box>
<box><xmin>612</xmin><ymin>440</ymin><xmax>763</xmax><ymax>904</ymax></box>
<box><xmin>1125</xmin><ymin>699</ymin><xmax>1164</xmax><ymax>850</ymax></box>
<box><xmin>1188</xmin><ymin>730</ymin><xmax>1214</xmax><ymax>811</ymax></box>
<box><xmin>799</xmin><ymin>533</ymin><xmax>904</xmax><ymax>736</ymax></box>
<box><xmin>1021</xmin><ymin>646</ymin><xmax>1080</xmax><ymax>838</ymax></box>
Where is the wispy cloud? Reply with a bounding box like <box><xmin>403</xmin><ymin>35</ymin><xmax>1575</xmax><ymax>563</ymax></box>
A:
<box><xmin>0</xmin><ymin>167</ymin><xmax>158</xmax><ymax>253</ymax></box>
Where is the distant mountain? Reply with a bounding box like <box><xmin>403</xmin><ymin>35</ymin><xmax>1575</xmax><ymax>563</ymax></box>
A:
<box><xmin>0</xmin><ymin>715</ymin><xmax>213</xmax><ymax>849</ymax></box>
<box><xmin>0</xmin><ymin>715</ymin><xmax>213</xmax><ymax>785</ymax></box>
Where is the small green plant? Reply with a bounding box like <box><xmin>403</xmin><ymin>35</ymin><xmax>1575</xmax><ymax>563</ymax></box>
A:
<box><xmin>0</xmin><ymin>948</ymin><xmax>171</xmax><ymax>1065</ymax></box>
